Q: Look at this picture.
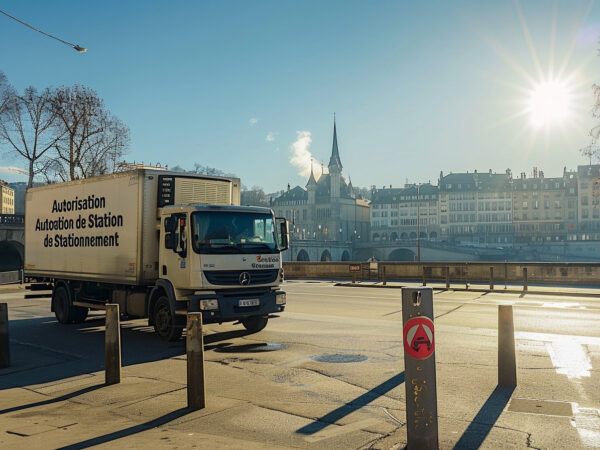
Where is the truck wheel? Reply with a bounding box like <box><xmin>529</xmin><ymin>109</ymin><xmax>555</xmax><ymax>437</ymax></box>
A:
<box><xmin>54</xmin><ymin>285</ymin><xmax>72</xmax><ymax>324</ymax></box>
<box><xmin>153</xmin><ymin>296</ymin><xmax>182</xmax><ymax>341</ymax></box>
<box><xmin>242</xmin><ymin>316</ymin><xmax>268</xmax><ymax>333</ymax></box>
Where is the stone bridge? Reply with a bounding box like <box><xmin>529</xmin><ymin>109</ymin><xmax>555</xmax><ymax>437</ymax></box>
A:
<box><xmin>285</xmin><ymin>239</ymin><xmax>352</xmax><ymax>262</ymax></box>
<box><xmin>0</xmin><ymin>214</ymin><xmax>24</xmax><ymax>271</ymax></box>
<box><xmin>352</xmin><ymin>240</ymin><xmax>491</xmax><ymax>262</ymax></box>
<box><xmin>284</xmin><ymin>238</ymin><xmax>485</xmax><ymax>262</ymax></box>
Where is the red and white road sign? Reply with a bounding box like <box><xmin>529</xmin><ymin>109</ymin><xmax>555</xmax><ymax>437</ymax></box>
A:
<box><xmin>403</xmin><ymin>316</ymin><xmax>435</xmax><ymax>359</ymax></box>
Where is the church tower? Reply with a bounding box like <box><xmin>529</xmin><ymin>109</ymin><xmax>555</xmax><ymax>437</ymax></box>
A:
<box><xmin>328</xmin><ymin>116</ymin><xmax>343</xmax><ymax>199</ymax></box>
<box><xmin>306</xmin><ymin>159</ymin><xmax>317</xmax><ymax>204</ymax></box>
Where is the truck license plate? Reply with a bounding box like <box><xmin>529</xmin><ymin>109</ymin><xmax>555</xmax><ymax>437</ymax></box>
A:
<box><xmin>238</xmin><ymin>298</ymin><xmax>260</xmax><ymax>307</ymax></box>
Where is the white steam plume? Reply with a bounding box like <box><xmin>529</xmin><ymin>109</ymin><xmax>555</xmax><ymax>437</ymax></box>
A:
<box><xmin>289</xmin><ymin>131</ymin><xmax>323</xmax><ymax>179</ymax></box>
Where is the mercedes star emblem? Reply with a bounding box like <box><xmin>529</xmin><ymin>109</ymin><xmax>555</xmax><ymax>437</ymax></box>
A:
<box><xmin>239</xmin><ymin>272</ymin><xmax>251</xmax><ymax>285</ymax></box>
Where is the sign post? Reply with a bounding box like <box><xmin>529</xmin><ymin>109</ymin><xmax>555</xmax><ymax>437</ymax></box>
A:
<box><xmin>349</xmin><ymin>264</ymin><xmax>360</xmax><ymax>284</ymax></box>
<box><xmin>105</xmin><ymin>304</ymin><xmax>121</xmax><ymax>385</ymax></box>
<box><xmin>402</xmin><ymin>287</ymin><xmax>438</xmax><ymax>449</ymax></box>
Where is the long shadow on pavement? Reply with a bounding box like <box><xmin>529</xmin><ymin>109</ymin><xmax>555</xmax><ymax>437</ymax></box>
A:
<box><xmin>453</xmin><ymin>385</ymin><xmax>515</xmax><ymax>450</ymax></box>
<box><xmin>57</xmin><ymin>407</ymin><xmax>191</xmax><ymax>449</ymax></box>
<box><xmin>0</xmin><ymin>383</ymin><xmax>106</xmax><ymax>415</ymax></box>
<box><xmin>296</xmin><ymin>371</ymin><xmax>405</xmax><ymax>435</ymax></box>
<box><xmin>1</xmin><ymin>316</ymin><xmax>251</xmax><ymax>391</ymax></box>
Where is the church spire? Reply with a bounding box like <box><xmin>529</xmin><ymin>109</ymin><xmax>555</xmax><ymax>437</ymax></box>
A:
<box><xmin>306</xmin><ymin>158</ymin><xmax>317</xmax><ymax>187</ymax></box>
<box><xmin>328</xmin><ymin>114</ymin><xmax>343</xmax><ymax>173</ymax></box>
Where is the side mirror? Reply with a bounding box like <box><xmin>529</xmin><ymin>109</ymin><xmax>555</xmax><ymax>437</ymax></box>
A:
<box><xmin>276</xmin><ymin>217</ymin><xmax>289</xmax><ymax>251</ymax></box>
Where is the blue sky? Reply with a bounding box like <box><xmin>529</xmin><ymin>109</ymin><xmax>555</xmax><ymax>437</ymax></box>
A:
<box><xmin>1</xmin><ymin>1</ymin><xmax>600</xmax><ymax>192</ymax></box>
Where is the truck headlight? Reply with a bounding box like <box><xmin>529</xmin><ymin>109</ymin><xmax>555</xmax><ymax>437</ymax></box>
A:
<box><xmin>276</xmin><ymin>293</ymin><xmax>286</xmax><ymax>305</ymax></box>
<box><xmin>200</xmin><ymin>299</ymin><xmax>219</xmax><ymax>310</ymax></box>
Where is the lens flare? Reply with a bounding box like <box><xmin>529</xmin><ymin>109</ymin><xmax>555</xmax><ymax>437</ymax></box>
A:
<box><xmin>527</xmin><ymin>80</ymin><xmax>571</xmax><ymax>128</ymax></box>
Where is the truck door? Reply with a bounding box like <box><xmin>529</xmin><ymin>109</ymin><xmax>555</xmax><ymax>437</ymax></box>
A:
<box><xmin>161</xmin><ymin>213</ymin><xmax>191</xmax><ymax>289</ymax></box>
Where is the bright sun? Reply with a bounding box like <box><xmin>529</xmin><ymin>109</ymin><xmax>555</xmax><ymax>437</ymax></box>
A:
<box><xmin>527</xmin><ymin>80</ymin><xmax>571</xmax><ymax>128</ymax></box>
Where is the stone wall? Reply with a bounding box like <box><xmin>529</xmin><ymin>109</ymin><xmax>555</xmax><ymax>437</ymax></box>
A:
<box><xmin>283</xmin><ymin>261</ymin><xmax>600</xmax><ymax>286</ymax></box>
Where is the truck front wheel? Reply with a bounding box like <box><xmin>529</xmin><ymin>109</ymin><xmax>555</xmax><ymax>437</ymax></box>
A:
<box><xmin>153</xmin><ymin>296</ymin><xmax>182</xmax><ymax>341</ymax></box>
<box><xmin>242</xmin><ymin>316</ymin><xmax>268</xmax><ymax>333</ymax></box>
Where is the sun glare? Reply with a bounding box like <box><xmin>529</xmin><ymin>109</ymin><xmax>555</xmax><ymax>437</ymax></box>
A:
<box><xmin>526</xmin><ymin>80</ymin><xmax>572</xmax><ymax>129</ymax></box>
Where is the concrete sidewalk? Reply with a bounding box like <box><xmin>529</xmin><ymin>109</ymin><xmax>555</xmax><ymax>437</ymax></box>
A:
<box><xmin>1</xmin><ymin>285</ymin><xmax>599</xmax><ymax>449</ymax></box>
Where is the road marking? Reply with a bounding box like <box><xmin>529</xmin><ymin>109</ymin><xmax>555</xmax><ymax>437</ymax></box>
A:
<box><xmin>303</xmin><ymin>418</ymin><xmax>380</xmax><ymax>442</ymax></box>
<box><xmin>572</xmin><ymin>405</ymin><xmax>600</xmax><ymax>448</ymax></box>
<box><xmin>546</xmin><ymin>341</ymin><xmax>591</xmax><ymax>380</ymax></box>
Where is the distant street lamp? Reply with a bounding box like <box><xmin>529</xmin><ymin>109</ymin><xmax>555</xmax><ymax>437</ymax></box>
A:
<box><xmin>0</xmin><ymin>8</ymin><xmax>87</xmax><ymax>52</ymax></box>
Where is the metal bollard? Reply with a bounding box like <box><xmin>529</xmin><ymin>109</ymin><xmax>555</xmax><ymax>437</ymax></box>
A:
<box><xmin>498</xmin><ymin>305</ymin><xmax>517</xmax><ymax>387</ymax></box>
<box><xmin>20</xmin><ymin>267</ymin><xmax>24</xmax><ymax>285</ymax></box>
<box><xmin>489</xmin><ymin>266</ymin><xmax>494</xmax><ymax>290</ymax></box>
<box><xmin>522</xmin><ymin>267</ymin><xmax>528</xmax><ymax>291</ymax></box>
<box><xmin>504</xmin><ymin>261</ymin><xmax>508</xmax><ymax>290</ymax></box>
<box><xmin>187</xmin><ymin>312</ymin><xmax>206</xmax><ymax>410</ymax></box>
<box><xmin>402</xmin><ymin>287</ymin><xmax>439</xmax><ymax>449</ymax></box>
<box><xmin>465</xmin><ymin>263</ymin><xmax>469</xmax><ymax>290</ymax></box>
<box><xmin>105</xmin><ymin>304</ymin><xmax>121</xmax><ymax>385</ymax></box>
<box><xmin>382</xmin><ymin>266</ymin><xmax>387</xmax><ymax>286</ymax></box>
<box><xmin>0</xmin><ymin>303</ymin><xmax>9</xmax><ymax>368</ymax></box>
<box><xmin>422</xmin><ymin>267</ymin><xmax>426</xmax><ymax>286</ymax></box>
<box><xmin>445</xmin><ymin>266</ymin><xmax>450</xmax><ymax>289</ymax></box>
<box><xmin>352</xmin><ymin>272</ymin><xmax>357</xmax><ymax>284</ymax></box>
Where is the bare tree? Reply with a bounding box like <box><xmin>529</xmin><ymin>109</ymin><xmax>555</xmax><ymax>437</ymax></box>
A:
<box><xmin>45</xmin><ymin>85</ymin><xmax>129</xmax><ymax>181</ymax></box>
<box><xmin>582</xmin><ymin>83</ymin><xmax>600</xmax><ymax>163</ymax></box>
<box><xmin>0</xmin><ymin>71</ymin><xmax>13</xmax><ymax>114</ymax></box>
<box><xmin>191</xmin><ymin>163</ymin><xmax>235</xmax><ymax>177</ymax></box>
<box><xmin>0</xmin><ymin>85</ymin><xmax>62</xmax><ymax>187</ymax></box>
<box><xmin>241</xmin><ymin>185</ymin><xmax>268</xmax><ymax>206</ymax></box>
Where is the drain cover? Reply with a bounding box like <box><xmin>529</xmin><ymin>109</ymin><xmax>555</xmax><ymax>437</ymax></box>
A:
<box><xmin>214</xmin><ymin>342</ymin><xmax>287</xmax><ymax>353</ymax></box>
<box><xmin>311</xmin><ymin>353</ymin><xmax>368</xmax><ymax>363</ymax></box>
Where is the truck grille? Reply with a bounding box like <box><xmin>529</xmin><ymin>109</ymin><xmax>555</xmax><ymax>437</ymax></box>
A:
<box><xmin>204</xmin><ymin>269</ymin><xmax>278</xmax><ymax>286</ymax></box>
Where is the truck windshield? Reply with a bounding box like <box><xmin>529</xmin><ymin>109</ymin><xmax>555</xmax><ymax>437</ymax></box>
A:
<box><xmin>191</xmin><ymin>212</ymin><xmax>278</xmax><ymax>254</ymax></box>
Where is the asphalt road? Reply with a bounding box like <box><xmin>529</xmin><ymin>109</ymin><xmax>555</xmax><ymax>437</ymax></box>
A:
<box><xmin>1</xmin><ymin>281</ymin><xmax>599</xmax><ymax>449</ymax></box>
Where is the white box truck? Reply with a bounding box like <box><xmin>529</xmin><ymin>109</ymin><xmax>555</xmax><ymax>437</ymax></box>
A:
<box><xmin>24</xmin><ymin>168</ymin><xmax>288</xmax><ymax>340</ymax></box>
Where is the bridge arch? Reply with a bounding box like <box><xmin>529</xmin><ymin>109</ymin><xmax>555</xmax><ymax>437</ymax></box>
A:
<box><xmin>296</xmin><ymin>249</ymin><xmax>310</xmax><ymax>261</ymax></box>
<box><xmin>320</xmin><ymin>249</ymin><xmax>332</xmax><ymax>261</ymax></box>
<box><xmin>341</xmin><ymin>250</ymin><xmax>350</xmax><ymax>261</ymax></box>
<box><xmin>387</xmin><ymin>248</ymin><xmax>416</xmax><ymax>262</ymax></box>
<box><xmin>0</xmin><ymin>240</ymin><xmax>24</xmax><ymax>271</ymax></box>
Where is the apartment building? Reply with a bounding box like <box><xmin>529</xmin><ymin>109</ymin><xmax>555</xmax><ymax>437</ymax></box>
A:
<box><xmin>0</xmin><ymin>181</ymin><xmax>15</xmax><ymax>215</ymax></box>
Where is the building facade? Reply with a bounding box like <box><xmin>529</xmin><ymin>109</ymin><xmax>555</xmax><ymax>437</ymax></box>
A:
<box><xmin>371</xmin><ymin>165</ymin><xmax>600</xmax><ymax>246</ymax></box>
<box><xmin>371</xmin><ymin>184</ymin><xmax>439</xmax><ymax>242</ymax></box>
<box><xmin>0</xmin><ymin>181</ymin><xmax>15</xmax><ymax>215</ymax></box>
<box><xmin>578</xmin><ymin>164</ymin><xmax>600</xmax><ymax>240</ymax></box>
<box><xmin>513</xmin><ymin>168</ymin><xmax>578</xmax><ymax>243</ymax></box>
<box><xmin>271</xmin><ymin>121</ymin><xmax>371</xmax><ymax>258</ymax></box>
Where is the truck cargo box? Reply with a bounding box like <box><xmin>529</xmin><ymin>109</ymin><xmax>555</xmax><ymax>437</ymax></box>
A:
<box><xmin>25</xmin><ymin>169</ymin><xmax>239</xmax><ymax>285</ymax></box>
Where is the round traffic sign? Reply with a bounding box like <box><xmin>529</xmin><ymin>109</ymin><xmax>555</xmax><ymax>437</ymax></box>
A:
<box><xmin>403</xmin><ymin>316</ymin><xmax>435</xmax><ymax>359</ymax></box>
